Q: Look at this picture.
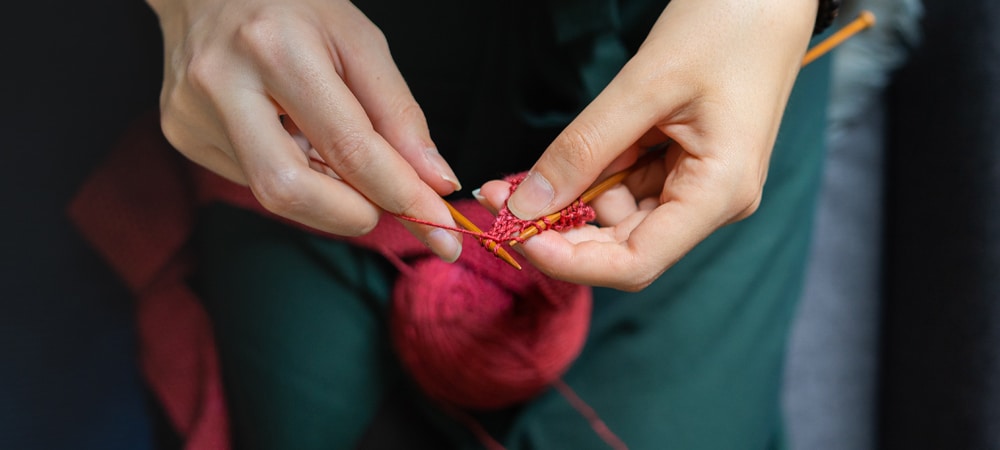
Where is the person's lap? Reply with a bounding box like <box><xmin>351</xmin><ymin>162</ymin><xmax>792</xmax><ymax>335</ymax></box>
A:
<box><xmin>190</xmin><ymin>3</ymin><xmax>831</xmax><ymax>447</ymax></box>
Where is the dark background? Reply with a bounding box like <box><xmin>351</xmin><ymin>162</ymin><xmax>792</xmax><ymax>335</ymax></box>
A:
<box><xmin>881</xmin><ymin>0</ymin><xmax>1000</xmax><ymax>448</ymax></box>
<box><xmin>2</xmin><ymin>0</ymin><xmax>998</xmax><ymax>449</ymax></box>
<box><xmin>1</xmin><ymin>2</ymin><xmax>161</xmax><ymax>449</ymax></box>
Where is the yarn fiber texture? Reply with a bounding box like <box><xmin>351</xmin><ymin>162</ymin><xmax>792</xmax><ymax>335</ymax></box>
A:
<box><xmin>352</xmin><ymin>200</ymin><xmax>593</xmax><ymax>410</ymax></box>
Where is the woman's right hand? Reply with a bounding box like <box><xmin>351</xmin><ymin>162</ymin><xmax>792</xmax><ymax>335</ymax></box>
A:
<box><xmin>148</xmin><ymin>0</ymin><xmax>464</xmax><ymax>261</ymax></box>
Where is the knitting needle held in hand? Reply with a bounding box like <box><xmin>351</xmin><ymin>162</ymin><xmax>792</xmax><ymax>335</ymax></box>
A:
<box><xmin>511</xmin><ymin>150</ymin><xmax>664</xmax><ymax>245</ymax></box>
<box><xmin>306</xmin><ymin>154</ymin><xmax>521</xmax><ymax>269</ymax></box>
<box><xmin>513</xmin><ymin>11</ymin><xmax>876</xmax><ymax>246</ymax></box>
<box><xmin>446</xmin><ymin>201</ymin><xmax>523</xmax><ymax>270</ymax></box>
<box><xmin>802</xmin><ymin>10</ymin><xmax>876</xmax><ymax>65</ymax></box>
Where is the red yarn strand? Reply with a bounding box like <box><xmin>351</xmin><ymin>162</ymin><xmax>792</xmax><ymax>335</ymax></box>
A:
<box><xmin>394</xmin><ymin>173</ymin><xmax>596</xmax><ymax>261</ymax></box>
<box><xmin>553</xmin><ymin>379</ymin><xmax>630</xmax><ymax>450</ymax></box>
<box><xmin>274</xmin><ymin>163</ymin><xmax>620</xmax><ymax>448</ymax></box>
<box><xmin>441</xmin><ymin>404</ymin><xmax>507</xmax><ymax>450</ymax></box>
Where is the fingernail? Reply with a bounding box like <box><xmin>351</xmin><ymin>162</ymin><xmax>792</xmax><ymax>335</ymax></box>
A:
<box><xmin>471</xmin><ymin>188</ymin><xmax>484</xmax><ymax>202</ymax></box>
<box><xmin>508</xmin><ymin>171</ymin><xmax>553</xmax><ymax>220</ymax></box>
<box><xmin>427</xmin><ymin>228</ymin><xmax>462</xmax><ymax>263</ymax></box>
<box><xmin>425</xmin><ymin>148</ymin><xmax>462</xmax><ymax>191</ymax></box>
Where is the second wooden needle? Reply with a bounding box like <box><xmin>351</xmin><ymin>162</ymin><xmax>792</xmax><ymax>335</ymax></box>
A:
<box><xmin>511</xmin><ymin>12</ymin><xmax>877</xmax><ymax>245</ymax></box>
<box><xmin>510</xmin><ymin>151</ymin><xmax>662</xmax><ymax>245</ymax></box>
<box><xmin>445</xmin><ymin>201</ymin><xmax>523</xmax><ymax>270</ymax></box>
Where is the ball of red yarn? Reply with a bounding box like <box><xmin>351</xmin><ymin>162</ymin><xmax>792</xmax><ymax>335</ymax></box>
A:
<box><xmin>391</xmin><ymin>255</ymin><xmax>591</xmax><ymax>410</ymax></box>
<box><xmin>354</xmin><ymin>201</ymin><xmax>592</xmax><ymax>410</ymax></box>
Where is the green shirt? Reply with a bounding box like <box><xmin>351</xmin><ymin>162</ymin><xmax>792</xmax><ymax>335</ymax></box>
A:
<box><xmin>192</xmin><ymin>2</ymin><xmax>831</xmax><ymax>448</ymax></box>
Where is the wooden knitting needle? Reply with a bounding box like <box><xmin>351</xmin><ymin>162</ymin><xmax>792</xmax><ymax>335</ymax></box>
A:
<box><xmin>445</xmin><ymin>200</ymin><xmax>523</xmax><ymax>270</ymax></box>
<box><xmin>306</xmin><ymin>155</ymin><xmax>521</xmax><ymax>269</ymax></box>
<box><xmin>802</xmin><ymin>10</ymin><xmax>877</xmax><ymax>65</ymax></box>
<box><xmin>512</xmin><ymin>13</ymin><xmax>877</xmax><ymax>246</ymax></box>
<box><xmin>511</xmin><ymin>150</ymin><xmax>664</xmax><ymax>245</ymax></box>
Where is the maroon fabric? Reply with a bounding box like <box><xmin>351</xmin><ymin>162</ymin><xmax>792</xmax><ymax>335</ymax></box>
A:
<box><xmin>68</xmin><ymin>114</ymin><xmax>232</xmax><ymax>450</ymax></box>
<box><xmin>69</xmin><ymin>113</ymin><xmax>592</xmax><ymax>448</ymax></box>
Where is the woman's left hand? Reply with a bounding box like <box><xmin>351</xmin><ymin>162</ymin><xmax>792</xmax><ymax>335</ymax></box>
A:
<box><xmin>478</xmin><ymin>0</ymin><xmax>817</xmax><ymax>290</ymax></box>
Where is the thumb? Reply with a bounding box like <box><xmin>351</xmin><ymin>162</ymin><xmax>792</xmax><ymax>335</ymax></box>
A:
<box><xmin>507</xmin><ymin>85</ymin><xmax>654</xmax><ymax>220</ymax></box>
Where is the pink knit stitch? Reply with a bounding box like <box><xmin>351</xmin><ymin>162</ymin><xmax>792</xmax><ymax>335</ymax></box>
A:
<box><xmin>396</xmin><ymin>172</ymin><xmax>596</xmax><ymax>260</ymax></box>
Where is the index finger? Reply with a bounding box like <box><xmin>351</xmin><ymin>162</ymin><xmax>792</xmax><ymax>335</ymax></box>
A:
<box><xmin>253</xmin><ymin>28</ymin><xmax>463</xmax><ymax>261</ymax></box>
<box><xmin>222</xmin><ymin>93</ymin><xmax>383</xmax><ymax>235</ymax></box>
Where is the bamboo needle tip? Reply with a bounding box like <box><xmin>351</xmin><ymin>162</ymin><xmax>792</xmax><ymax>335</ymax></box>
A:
<box><xmin>445</xmin><ymin>200</ymin><xmax>522</xmax><ymax>270</ymax></box>
<box><xmin>509</xmin><ymin>151</ymin><xmax>664</xmax><ymax>247</ymax></box>
<box><xmin>494</xmin><ymin>246</ymin><xmax>523</xmax><ymax>270</ymax></box>
<box><xmin>859</xmin><ymin>10</ymin><xmax>877</xmax><ymax>27</ymax></box>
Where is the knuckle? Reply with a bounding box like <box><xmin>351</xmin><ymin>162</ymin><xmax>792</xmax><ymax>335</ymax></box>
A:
<box><xmin>236</xmin><ymin>11</ymin><xmax>294</xmax><ymax>67</ymax></box>
<box><xmin>386</xmin><ymin>191</ymin><xmax>423</xmax><ymax>217</ymax></box>
<box><xmin>332</xmin><ymin>208</ymin><xmax>380</xmax><ymax>237</ymax></box>
<box><xmin>550</xmin><ymin>123</ymin><xmax>601</xmax><ymax>175</ymax></box>
<box><xmin>340</xmin><ymin>11</ymin><xmax>389</xmax><ymax>49</ymax></box>
<box><xmin>730</xmin><ymin>178</ymin><xmax>764</xmax><ymax>221</ymax></box>
<box><xmin>618</xmin><ymin>279</ymin><xmax>652</xmax><ymax>293</ymax></box>
<box><xmin>364</xmin><ymin>24</ymin><xmax>390</xmax><ymax>52</ymax></box>
<box><xmin>395</xmin><ymin>101</ymin><xmax>426</xmax><ymax>126</ymax></box>
<box><xmin>349</xmin><ymin>214</ymin><xmax>380</xmax><ymax>236</ymax></box>
<box><xmin>185</xmin><ymin>52</ymin><xmax>222</xmax><ymax>94</ymax></box>
<box><xmin>374</xmin><ymin>98</ymin><xmax>426</xmax><ymax>131</ymax></box>
<box><xmin>600</xmin><ymin>253</ymin><xmax>657</xmax><ymax>292</ymax></box>
<box><xmin>159</xmin><ymin>111</ymin><xmax>187</xmax><ymax>149</ymax></box>
<box><xmin>249</xmin><ymin>167</ymin><xmax>306</xmax><ymax>217</ymax></box>
<box><xmin>738</xmin><ymin>194</ymin><xmax>763</xmax><ymax>220</ymax></box>
<box><xmin>250</xmin><ymin>166</ymin><xmax>383</xmax><ymax>237</ymax></box>
<box><xmin>606</xmin><ymin>272</ymin><xmax>652</xmax><ymax>292</ymax></box>
<box><xmin>159</xmin><ymin>98</ymin><xmax>212</xmax><ymax>155</ymax></box>
<box><xmin>324</xmin><ymin>132</ymin><xmax>372</xmax><ymax>178</ymax></box>
<box><xmin>617</xmin><ymin>265</ymin><xmax>657</xmax><ymax>292</ymax></box>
